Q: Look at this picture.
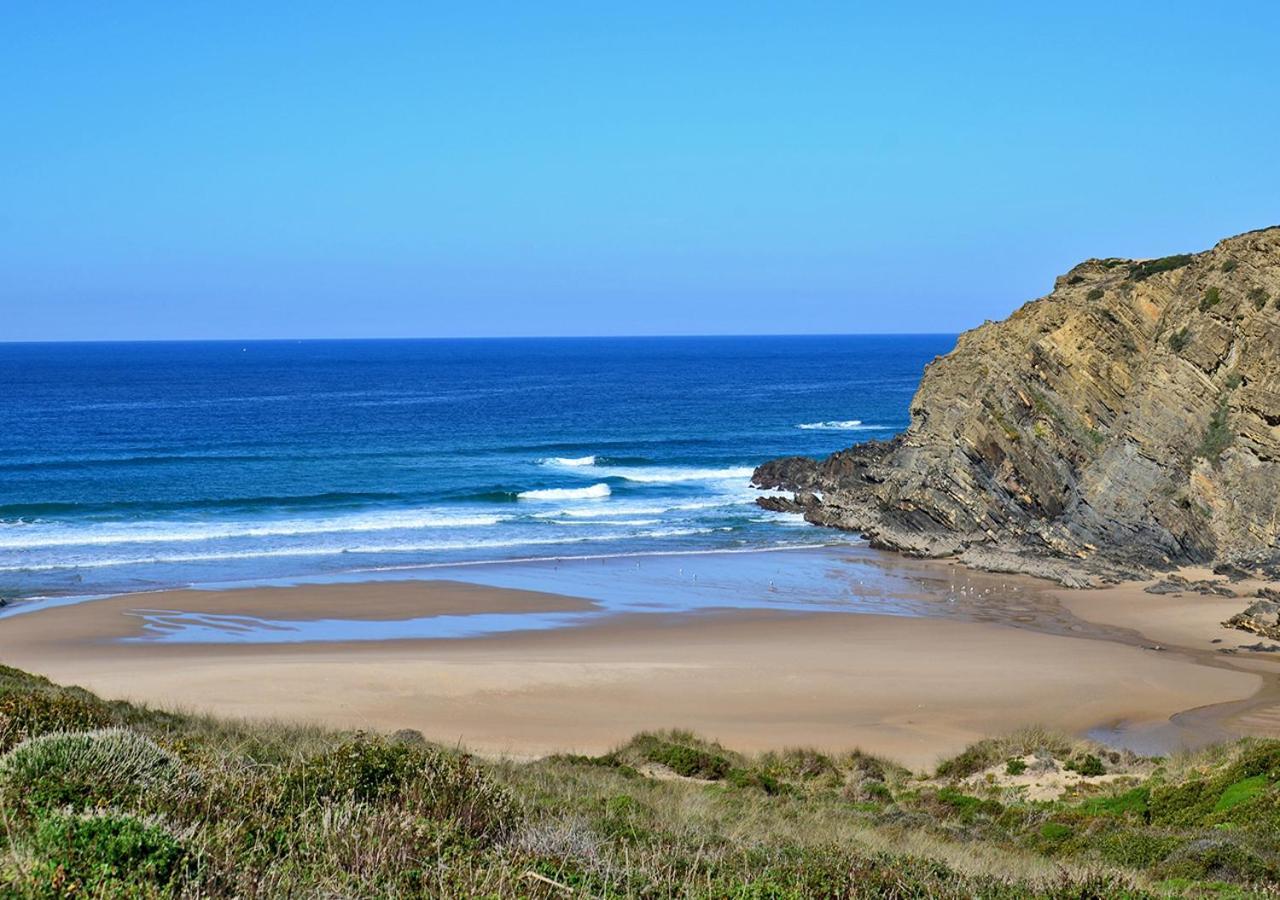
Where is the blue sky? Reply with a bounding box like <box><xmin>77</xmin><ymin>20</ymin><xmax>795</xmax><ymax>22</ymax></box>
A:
<box><xmin>3</xmin><ymin>3</ymin><xmax>1278</xmax><ymax>340</ymax></box>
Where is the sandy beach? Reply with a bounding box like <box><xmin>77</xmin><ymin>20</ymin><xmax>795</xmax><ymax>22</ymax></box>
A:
<box><xmin>1</xmin><ymin>560</ymin><xmax>1273</xmax><ymax>770</ymax></box>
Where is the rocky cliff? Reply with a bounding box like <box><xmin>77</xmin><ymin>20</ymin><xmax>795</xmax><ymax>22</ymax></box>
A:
<box><xmin>755</xmin><ymin>226</ymin><xmax>1280</xmax><ymax>585</ymax></box>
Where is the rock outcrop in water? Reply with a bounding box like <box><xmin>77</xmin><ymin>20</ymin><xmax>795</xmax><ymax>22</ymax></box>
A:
<box><xmin>756</xmin><ymin>226</ymin><xmax>1280</xmax><ymax>585</ymax></box>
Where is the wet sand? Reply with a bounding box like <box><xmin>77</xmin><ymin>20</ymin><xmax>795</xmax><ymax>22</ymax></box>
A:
<box><xmin>0</xmin><ymin>562</ymin><xmax>1272</xmax><ymax>769</ymax></box>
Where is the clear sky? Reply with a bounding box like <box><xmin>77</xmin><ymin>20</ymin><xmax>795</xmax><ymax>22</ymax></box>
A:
<box><xmin>3</xmin><ymin>3</ymin><xmax>1278</xmax><ymax>341</ymax></box>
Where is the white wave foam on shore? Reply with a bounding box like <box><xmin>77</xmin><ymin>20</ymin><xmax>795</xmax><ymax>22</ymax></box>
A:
<box><xmin>0</xmin><ymin>509</ymin><xmax>509</xmax><ymax>550</ymax></box>
<box><xmin>0</xmin><ymin>526</ymin><xmax>713</xmax><ymax>573</ymax></box>
<box><xmin>516</xmin><ymin>483</ymin><xmax>611</xmax><ymax>501</ymax></box>
<box><xmin>539</xmin><ymin>498</ymin><xmax>736</xmax><ymax>519</ymax></box>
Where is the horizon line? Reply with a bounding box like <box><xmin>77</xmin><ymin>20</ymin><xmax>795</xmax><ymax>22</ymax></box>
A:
<box><xmin>0</xmin><ymin>331</ymin><xmax>960</xmax><ymax>346</ymax></box>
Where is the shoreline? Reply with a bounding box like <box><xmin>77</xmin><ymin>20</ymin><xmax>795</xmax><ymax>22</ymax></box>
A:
<box><xmin>1</xmin><ymin>548</ymin><xmax>1274</xmax><ymax>769</ymax></box>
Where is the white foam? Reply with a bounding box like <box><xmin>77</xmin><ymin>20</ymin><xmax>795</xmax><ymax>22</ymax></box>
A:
<box><xmin>0</xmin><ymin>509</ymin><xmax>507</xmax><ymax>550</ymax></box>
<box><xmin>0</xmin><ymin>526</ymin><xmax>709</xmax><ymax>572</ymax></box>
<box><xmin>796</xmin><ymin>420</ymin><xmax>891</xmax><ymax>431</ymax></box>
<box><xmin>539</xmin><ymin>455</ymin><xmax>597</xmax><ymax>467</ymax></box>
<box><xmin>516</xmin><ymin>483</ymin><xmax>611</xmax><ymax>501</ymax></box>
<box><xmin>540</xmin><ymin>498</ymin><xmax>739</xmax><ymax>519</ymax></box>
<box><xmin>797</xmin><ymin>420</ymin><xmax>860</xmax><ymax>430</ymax></box>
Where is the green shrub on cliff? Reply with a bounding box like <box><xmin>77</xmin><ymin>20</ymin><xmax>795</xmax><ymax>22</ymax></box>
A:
<box><xmin>1195</xmin><ymin>398</ymin><xmax>1234</xmax><ymax>463</ymax></box>
<box><xmin>1128</xmin><ymin>254</ymin><xmax>1193</xmax><ymax>281</ymax></box>
<box><xmin>1199</xmin><ymin>286</ymin><xmax>1222</xmax><ymax>311</ymax></box>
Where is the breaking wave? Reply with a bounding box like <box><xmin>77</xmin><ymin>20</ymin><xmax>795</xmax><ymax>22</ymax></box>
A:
<box><xmin>539</xmin><ymin>455</ymin><xmax>597</xmax><ymax>467</ymax></box>
<box><xmin>796</xmin><ymin>420</ymin><xmax>887</xmax><ymax>431</ymax></box>
<box><xmin>516</xmin><ymin>483</ymin><xmax>612</xmax><ymax>501</ymax></box>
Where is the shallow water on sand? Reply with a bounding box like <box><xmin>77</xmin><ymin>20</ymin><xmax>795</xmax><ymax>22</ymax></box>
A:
<box><xmin>94</xmin><ymin>545</ymin><xmax>1120</xmax><ymax>646</ymax></box>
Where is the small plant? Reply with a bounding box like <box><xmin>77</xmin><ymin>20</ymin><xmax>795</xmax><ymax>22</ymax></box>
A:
<box><xmin>1199</xmin><ymin>286</ymin><xmax>1222</xmax><ymax>311</ymax></box>
<box><xmin>726</xmin><ymin>767</ymin><xmax>784</xmax><ymax>795</ymax></box>
<box><xmin>1086</xmin><ymin>287</ymin><xmax>1104</xmax><ymax>301</ymax></box>
<box><xmin>1005</xmin><ymin>758</ymin><xmax>1027</xmax><ymax>776</ymax></box>
<box><xmin>1039</xmin><ymin>821</ymin><xmax>1073</xmax><ymax>842</ymax></box>
<box><xmin>1195</xmin><ymin>397</ymin><xmax>1234</xmax><ymax>463</ymax></box>
<box><xmin>1221</xmin><ymin>259</ymin><xmax>1238</xmax><ymax>273</ymax></box>
<box><xmin>1066</xmin><ymin>754</ymin><xmax>1105</xmax><ymax>776</ymax></box>
<box><xmin>1247</xmin><ymin>286</ymin><xmax>1270</xmax><ymax>310</ymax></box>
<box><xmin>1168</xmin><ymin>326</ymin><xmax>1190</xmax><ymax>352</ymax></box>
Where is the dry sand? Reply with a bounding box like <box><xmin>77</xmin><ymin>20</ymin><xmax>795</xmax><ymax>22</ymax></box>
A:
<box><xmin>0</xmin><ymin>571</ymin><xmax>1273</xmax><ymax>769</ymax></box>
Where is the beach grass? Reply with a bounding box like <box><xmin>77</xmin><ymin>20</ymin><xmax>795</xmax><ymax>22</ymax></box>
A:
<box><xmin>1</xmin><ymin>664</ymin><xmax>1278</xmax><ymax>897</ymax></box>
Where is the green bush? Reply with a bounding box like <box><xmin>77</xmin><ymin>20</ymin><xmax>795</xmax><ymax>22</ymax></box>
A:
<box><xmin>1213</xmin><ymin>774</ymin><xmax>1268</xmax><ymax>813</ymax></box>
<box><xmin>1150</xmin><ymin>778</ymin><xmax>1214</xmax><ymax>826</ymax></box>
<box><xmin>1079</xmin><ymin>786</ymin><xmax>1150</xmax><ymax>818</ymax></box>
<box><xmin>0</xmin><ymin>689</ymin><xmax>113</xmax><ymax>751</ymax></box>
<box><xmin>1039</xmin><ymin>821</ymin><xmax>1073</xmax><ymax>843</ymax></box>
<box><xmin>1157</xmin><ymin>836</ymin><xmax>1280</xmax><ymax>883</ymax></box>
<box><xmin>26</xmin><ymin>811</ymin><xmax>189</xmax><ymax>895</ymax></box>
<box><xmin>1095</xmin><ymin>828</ymin><xmax>1181</xmax><ymax>868</ymax></box>
<box><xmin>288</xmin><ymin>732</ymin><xmax>425</xmax><ymax>804</ymax></box>
<box><xmin>1085</xmin><ymin>287</ymin><xmax>1104</xmax><ymax>301</ymax></box>
<box><xmin>1220</xmin><ymin>259</ymin><xmax>1238</xmax><ymax>273</ymax></box>
<box><xmin>1248</xmin><ymin>286</ymin><xmax>1270</xmax><ymax>310</ymax></box>
<box><xmin>1195</xmin><ymin>398</ymin><xmax>1234</xmax><ymax>463</ymax></box>
<box><xmin>645</xmin><ymin>741</ymin><xmax>732</xmax><ymax>780</ymax></box>
<box><xmin>934</xmin><ymin>788</ymin><xmax>1002</xmax><ymax>822</ymax></box>
<box><xmin>1066</xmin><ymin>754</ymin><xmax>1105</xmax><ymax>776</ymax></box>
<box><xmin>1199</xmin><ymin>286</ymin><xmax>1222</xmax><ymax>311</ymax></box>
<box><xmin>1005</xmin><ymin>758</ymin><xmax>1027</xmax><ymax>776</ymax></box>
<box><xmin>0</xmin><ymin>727</ymin><xmax>181</xmax><ymax>810</ymax></box>
<box><xmin>287</xmin><ymin>733</ymin><xmax>518</xmax><ymax>841</ymax></box>
<box><xmin>1128</xmin><ymin>254</ymin><xmax>1193</xmax><ymax>281</ymax></box>
<box><xmin>726</xmin><ymin>767</ymin><xmax>784</xmax><ymax>795</ymax></box>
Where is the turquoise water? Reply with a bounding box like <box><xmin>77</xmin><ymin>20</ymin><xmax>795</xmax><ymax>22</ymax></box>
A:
<box><xmin>0</xmin><ymin>336</ymin><xmax>953</xmax><ymax>599</ymax></box>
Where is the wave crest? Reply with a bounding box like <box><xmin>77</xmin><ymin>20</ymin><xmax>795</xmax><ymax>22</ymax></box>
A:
<box><xmin>539</xmin><ymin>455</ymin><xmax>597</xmax><ymax>467</ymax></box>
<box><xmin>796</xmin><ymin>420</ymin><xmax>886</xmax><ymax>431</ymax></box>
<box><xmin>516</xmin><ymin>483</ymin><xmax>611</xmax><ymax>501</ymax></box>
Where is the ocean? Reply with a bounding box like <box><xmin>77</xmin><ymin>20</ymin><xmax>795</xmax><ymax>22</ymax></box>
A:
<box><xmin>0</xmin><ymin>335</ymin><xmax>953</xmax><ymax>600</ymax></box>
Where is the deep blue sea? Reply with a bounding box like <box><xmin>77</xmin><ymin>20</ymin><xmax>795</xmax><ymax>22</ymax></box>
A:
<box><xmin>0</xmin><ymin>336</ymin><xmax>953</xmax><ymax>600</ymax></box>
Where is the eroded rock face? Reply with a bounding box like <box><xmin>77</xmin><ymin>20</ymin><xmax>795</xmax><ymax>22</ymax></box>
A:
<box><xmin>756</xmin><ymin>227</ymin><xmax>1280</xmax><ymax>584</ymax></box>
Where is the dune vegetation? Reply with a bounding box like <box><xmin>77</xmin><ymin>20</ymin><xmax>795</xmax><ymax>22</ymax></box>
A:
<box><xmin>1</xmin><ymin>664</ymin><xmax>1278</xmax><ymax>898</ymax></box>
